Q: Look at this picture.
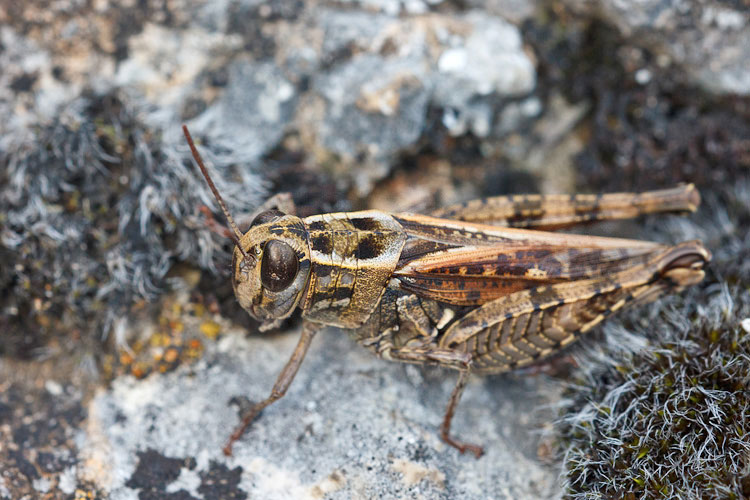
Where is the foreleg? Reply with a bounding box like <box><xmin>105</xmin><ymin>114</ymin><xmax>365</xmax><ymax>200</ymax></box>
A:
<box><xmin>223</xmin><ymin>321</ymin><xmax>320</xmax><ymax>456</ymax></box>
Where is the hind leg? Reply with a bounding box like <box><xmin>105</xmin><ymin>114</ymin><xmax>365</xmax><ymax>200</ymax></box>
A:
<box><xmin>429</xmin><ymin>184</ymin><xmax>700</xmax><ymax>230</ymax></box>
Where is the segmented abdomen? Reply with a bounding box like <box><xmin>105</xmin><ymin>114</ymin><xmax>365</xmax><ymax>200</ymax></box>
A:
<box><xmin>448</xmin><ymin>281</ymin><xmax>664</xmax><ymax>373</ymax></box>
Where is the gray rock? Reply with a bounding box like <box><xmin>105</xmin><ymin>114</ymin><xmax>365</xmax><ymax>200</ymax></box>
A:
<box><xmin>332</xmin><ymin>0</ymin><xmax>446</xmax><ymax>16</ymax></box>
<box><xmin>212</xmin><ymin>7</ymin><xmax>537</xmax><ymax>187</ymax></box>
<box><xmin>465</xmin><ymin>0</ymin><xmax>541</xmax><ymax>24</ymax></box>
<box><xmin>574</xmin><ymin>0</ymin><xmax>750</xmax><ymax>95</ymax></box>
<box><xmin>191</xmin><ymin>60</ymin><xmax>298</xmax><ymax>163</ymax></box>
<box><xmin>1</xmin><ymin>2</ymin><xmax>539</xmax><ymax>195</ymax></box>
<box><xmin>83</xmin><ymin>322</ymin><xmax>561</xmax><ymax>499</ymax></box>
<box><xmin>316</xmin><ymin>9</ymin><xmax>393</xmax><ymax>61</ymax></box>
<box><xmin>439</xmin><ymin>13</ymin><xmax>537</xmax><ymax>140</ymax></box>
<box><xmin>311</xmin><ymin>54</ymin><xmax>432</xmax><ymax>191</ymax></box>
<box><xmin>295</xmin><ymin>9</ymin><xmax>537</xmax><ymax>190</ymax></box>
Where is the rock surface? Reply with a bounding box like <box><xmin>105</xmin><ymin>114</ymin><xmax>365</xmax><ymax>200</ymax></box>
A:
<box><xmin>1</xmin><ymin>0</ymin><xmax>748</xmax><ymax>499</ymax></box>
<box><xmin>568</xmin><ymin>0</ymin><xmax>750</xmax><ymax>95</ymax></box>
<box><xmin>84</xmin><ymin>322</ymin><xmax>559</xmax><ymax>499</ymax></box>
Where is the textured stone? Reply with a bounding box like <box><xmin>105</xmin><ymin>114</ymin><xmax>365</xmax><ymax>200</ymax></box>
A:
<box><xmin>1</xmin><ymin>0</ymin><xmax>747</xmax><ymax>498</ymax></box>
<box><xmin>571</xmin><ymin>0</ymin><xmax>750</xmax><ymax>95</ymax></box>
<box><xmin>82</xmin><ymin>323</ymin><xmax>560</xmax><ymax>499</ymax></box>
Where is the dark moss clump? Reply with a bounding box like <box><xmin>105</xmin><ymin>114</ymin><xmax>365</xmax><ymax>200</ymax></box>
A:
<box><xmin>574</xmin><ymin>75</ymin><xmax>750</xmax><ymax>193</ymax></box>
<box><xmin>0</xmin><ymin>92</ymin><xmax>261</xmax><ymax>359</ymax></box>
<box><xmin>0</xmin><ymin>96</ymin><xmax>130</xmax><ymax>357</ymax></box>
<box><xmin>557</xmin><ymin>161</ymin><xmax>750</xmax><ymax>498</ymax></box>
<box><xmin>559</xmin><ymin>289</ymin><xmax>750</xmax><ymax>499</ymax></box>
<box><xmin>558</xmin><ymin>174</ymin><xmax>750</xmax><ymax>499</ymax></box>
<box><xmin>524</xmin><ymin>6</ymin><xmax>750</xmax><ymax>194</ymax></box>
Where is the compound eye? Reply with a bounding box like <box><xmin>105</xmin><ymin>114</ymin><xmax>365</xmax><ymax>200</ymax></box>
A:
<box><xmin>250</xmin><ymin>209</ymin><xmax>285</xmax><ymax>228</ymax></box>
<box><xmin>260</xmin><ymin>240</ymin><xmax>299</xmax><ymax>292</ymax></box>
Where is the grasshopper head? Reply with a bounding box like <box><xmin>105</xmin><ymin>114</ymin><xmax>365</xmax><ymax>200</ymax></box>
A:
<box><xmin>231</xmin><ymin>210</ymin><xmax>311</xmax><ymax>321</ymax></box>
<box><xmin>182</xmin><ymin>125</ymin><xmax>311</xmax><ymax>324</ymax></box>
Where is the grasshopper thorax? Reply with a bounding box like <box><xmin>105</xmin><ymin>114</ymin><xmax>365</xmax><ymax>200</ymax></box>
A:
<box><xmin>232</xmin><ymin>211</ymin><xmax>312</xmax><ymax>322</ymax></box>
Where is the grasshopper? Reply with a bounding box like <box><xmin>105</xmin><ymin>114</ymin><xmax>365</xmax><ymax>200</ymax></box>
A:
<box><xmin>183</xmin><ymin>126</ymin><xmax>710</xmax><ymax>458</ymax></box>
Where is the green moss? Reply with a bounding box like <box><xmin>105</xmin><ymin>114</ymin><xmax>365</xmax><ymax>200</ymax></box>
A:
<box><xmin>560</xmin><ymin>290</ymin><xmax>750</xmax><ymax>499</ymax></box>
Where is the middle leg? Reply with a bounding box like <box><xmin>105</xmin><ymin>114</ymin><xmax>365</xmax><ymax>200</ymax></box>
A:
<box><xmin>386</xmin><ymin>342</ymin><xmax>483</xmax><ymax>458</ymax></box>
<box><xmin>441</xmin><ymin>369</ymin><xmax>484</xmax><ymax>458</ymax></box>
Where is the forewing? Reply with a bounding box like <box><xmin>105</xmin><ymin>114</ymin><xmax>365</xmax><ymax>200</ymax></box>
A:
<box><xmin>393</xmin><ymin>214</ymin><xmax>665</xmax><ymax>306</ymax></box>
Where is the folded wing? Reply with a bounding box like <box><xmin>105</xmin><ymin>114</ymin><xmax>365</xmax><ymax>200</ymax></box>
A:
<box><xmin>393</xmin><ymin>214</ymin><xmax>666</xmax><ymax>306</ymax></box>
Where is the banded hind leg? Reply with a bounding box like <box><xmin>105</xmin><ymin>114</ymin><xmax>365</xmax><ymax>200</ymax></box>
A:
<box><xmin>429</xmin><ymin>184</ymin><xmax>700</xmax><ymax>230</ymax></box>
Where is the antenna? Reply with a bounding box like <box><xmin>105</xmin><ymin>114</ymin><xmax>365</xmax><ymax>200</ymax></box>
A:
<box><xmin>183</xmin><ymin>125</ymin><xmax>253</xmax><ymax>264</ymax></box>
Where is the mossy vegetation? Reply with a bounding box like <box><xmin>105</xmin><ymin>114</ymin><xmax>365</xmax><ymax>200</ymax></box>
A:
<box><xmin>560</xmin><ymin>288</ymin><xmax>750</xmax><ymax>499</ymax></box>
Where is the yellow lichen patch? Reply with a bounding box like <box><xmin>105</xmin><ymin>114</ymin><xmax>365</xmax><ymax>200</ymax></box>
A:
<box><xmin>131</xmin><ymin>362</ymin><xmax>149</xmax><ymax>379</ymax></box>
<box><xmin>149</xmin><ymin>332</ymin><xmax>171</xmax><ymax>348</ymax></box>
<box><xmin>185</xmin><ymin>339</ymin><xmax>204</xmax><ymax>359</ymax></box>
<box><xmin>132</xmin><ymin>340</ymin><xmax>145</xmax><ymax>353</ymax></box>
<box><xmin>169</xmin><ymin>320</ymin><xmax>184</xmax><ymax>334</ymax></box>
<box><xmin>107</xmin><ymin>293</ymin><xmax>220</xmax><ymax>380</ymax></box>
<box><xmin>171</xmin><ymin>301</ymin><xmax>182</xmax><ymax>316</ymax></box>
<box><xmin>163</xmin><ymin>346</ymin><xmax>180</xmax><ymax>364</ymax></box>
<box><xmin>192</xmin><ymin>303</ymin><xmax>206</xmax><ymax>317</ymax></box>
<box><xmin>199</xmin><ymin>320</ymin><xmax>221</xmax><ymax>339</ymax></box>
<box><xmin>74</xmin><ymin>489</ymin><xmax>96</xmax><ymax>500</ymax></box>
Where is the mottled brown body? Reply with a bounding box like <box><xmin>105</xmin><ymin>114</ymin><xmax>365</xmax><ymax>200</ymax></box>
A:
<box><xmin>350</xmin><ymin>213</ymin><xmax>706</xmax><ymax>375</ymax></box>
<box><xmin>183</xmin><ymin>126</ymin><xmax>709</xmax><ymax>458</ymax></box>
<box><xmin>302</xmin><ymin>211</ymin><xmax>406</xmax><ymax>328</ymax></box>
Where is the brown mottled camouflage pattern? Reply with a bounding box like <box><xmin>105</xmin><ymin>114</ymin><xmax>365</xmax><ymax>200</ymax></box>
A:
<box><xmin>235</xmin><ymin>184</ymin><xmax>708</xmax><ymax>373</ymax></box>
<box><xmin>301</xmin><ymin>211</ymin><xmax>406</xmax><ymax>328</ymax></box>
<box><xmin>219</xmin><ymin>172</ymin><xmax>708</xmax><ymax>456</ymax></box>
<box><xmin>185</xmin><ymin>124</ymin><xmax>709</xmax><ymax>455</ymax></box>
